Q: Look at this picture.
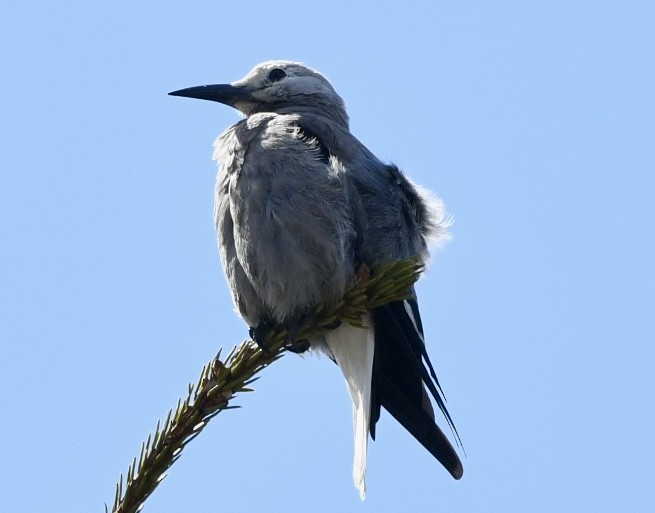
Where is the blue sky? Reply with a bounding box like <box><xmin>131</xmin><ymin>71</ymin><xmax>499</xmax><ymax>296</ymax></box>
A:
<box><xmin>2</xmin><ymin>2</ymin><xmax>654</xmax><ymax>512</ymax></box>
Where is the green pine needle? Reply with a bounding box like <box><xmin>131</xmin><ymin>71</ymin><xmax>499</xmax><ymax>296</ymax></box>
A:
<box><xmin>109</xmin><ymin>259</ymin><xmax>424</xmax><ymax>513</ymax></box>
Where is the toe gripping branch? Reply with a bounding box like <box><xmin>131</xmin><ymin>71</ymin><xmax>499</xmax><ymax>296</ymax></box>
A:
<box><xmin>248</xmin><ymin>264</ymin><xmax>370</xmax><ymax>355</ymax></box>
<box><xmin>282</xmin><ymin>314</ymin><xmax>311</xmax><ymax>354</ymax></box>
<box><xmin>248</xmin><ymin>318</ymin><xmax>276</xmax><ymax>354</ymax></box>
<box><xmin>248</xmin><ymin>317</ymin><xmax>311</xmax><ymax>354</ymax></box>
<box><xmin>248</xmin><ymin>311</ymin><xmax>346</xmax><ymax>354</ymax></box>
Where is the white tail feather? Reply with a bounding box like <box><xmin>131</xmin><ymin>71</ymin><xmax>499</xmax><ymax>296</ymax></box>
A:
<box><xmin>324</xmin><ymin>314</ymin><xmax>375</xmax><ymax>500</ymax></box>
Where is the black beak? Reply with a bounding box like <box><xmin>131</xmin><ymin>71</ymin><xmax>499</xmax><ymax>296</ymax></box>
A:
<box><xmin>168</xmin><ymin>84</ymin><xmax>254</xmax><ymax>108</ymax></box>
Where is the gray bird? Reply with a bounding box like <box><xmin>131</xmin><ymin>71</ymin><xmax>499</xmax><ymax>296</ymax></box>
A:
<box><xmin>170</xmin><ymin>61</ymin><xmax>463</xmax><ymax>498</ymax></box>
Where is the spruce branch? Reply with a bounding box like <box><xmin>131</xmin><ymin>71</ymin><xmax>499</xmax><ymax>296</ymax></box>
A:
<box><xmin>108</xmin><ymin>258</ymin><xmax>424</xmax><ymax>513</ymax></box>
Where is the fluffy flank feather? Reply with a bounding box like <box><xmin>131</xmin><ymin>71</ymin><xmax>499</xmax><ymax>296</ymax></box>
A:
<box><xmin>412</xmin><ymin>181</ymin><xmax>453</xmax><ymax>251</ymax></box>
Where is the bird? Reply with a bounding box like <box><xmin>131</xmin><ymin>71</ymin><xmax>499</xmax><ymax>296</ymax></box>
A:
<box><xmin>170</xmin><ymin>60</ymin><xmax>462</xmax><ymax>499</ymax></box>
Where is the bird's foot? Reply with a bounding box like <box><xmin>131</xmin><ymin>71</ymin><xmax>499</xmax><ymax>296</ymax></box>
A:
<box><xmin>284</xmin><ymin>312</ymin><xmax>342</xmax><ymax>353</ymax></box>
<box><xmin>284</xmin><ymin>315</ymin><xmax>311</xmax><ymax>354</ymax></box>
<box><xmin>285</xmin><ymin>339</ymin><xmax>311</xmax><ymax>354</ymax></box>
<box><xmin>249</xmin><ymin>318</ymin><xmax>275</xmax><ymax>353</ymax></box>
<box><xmin>323</xmin><ymin>318</ymin><xmax>342</xmax><ymax>330</ymax></box>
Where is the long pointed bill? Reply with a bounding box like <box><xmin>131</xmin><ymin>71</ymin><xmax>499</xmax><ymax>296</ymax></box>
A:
<box><xmin>168</xmin><ymin>84</ymin><xmax>254</xmax><ymax>108</ymax></box>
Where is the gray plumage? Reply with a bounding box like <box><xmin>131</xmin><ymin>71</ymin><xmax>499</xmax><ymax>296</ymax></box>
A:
<box><xmin>170</xmin><ymin>60</ymin><xmax>461</xmax><ymax>499</ymax></box>
<box><xmin>213</xmin><ymin>111</ymin><xmax>355</xmax><ymax>325</ymax></box>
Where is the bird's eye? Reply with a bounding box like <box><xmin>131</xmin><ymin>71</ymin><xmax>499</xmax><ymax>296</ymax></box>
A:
<box><xmin>268</xmin><ymin>68</ymin><xmax>287</xmax><ymax>83</ymax></box>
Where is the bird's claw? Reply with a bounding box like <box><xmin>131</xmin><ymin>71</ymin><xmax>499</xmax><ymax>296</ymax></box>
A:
<box><xmin>284</xmin><ymin>313</ymin><xmax>342</xmax><ymax>353</ymax></box>
<box><xmin>323</xmin><ymin>319</ymin><xmax>342</xmax><ymax>330</ymax></box>
<box><xmin>250</xmin><ymin>311</ymin><xmax>342</xmax><ymax>355</ymax></box>
<box><xmin>284</xmin><ymin>316</ymin><xmax>311</xmax><ymax>354</ymax></box>
<box><xmin>249</xmin><ymin>318</ymin><xmax>275</xmax><ymax>354</ymax></box>
<box><xmin>285</xmin><ymin>339</ymin><xmax>311</xmax><ymax>353</ymax></box>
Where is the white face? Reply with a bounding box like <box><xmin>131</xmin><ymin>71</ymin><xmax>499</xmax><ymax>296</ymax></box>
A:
<box><xmin>231</xmin><ymin>60</ymin><xmax>341</xmax><ymax>108</ymax></box>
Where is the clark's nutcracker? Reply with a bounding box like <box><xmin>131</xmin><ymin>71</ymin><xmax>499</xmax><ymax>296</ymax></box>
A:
<box><xmin>170</xmin><ymin>61</ymin><xmax>462</xmax><ymax>498</ymax></box>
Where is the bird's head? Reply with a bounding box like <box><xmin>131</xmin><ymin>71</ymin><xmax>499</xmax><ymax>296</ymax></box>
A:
<box><xmin>169</xmin><ymin>60</ymin><xmax>349</xmax><ymax>127</ymax></box>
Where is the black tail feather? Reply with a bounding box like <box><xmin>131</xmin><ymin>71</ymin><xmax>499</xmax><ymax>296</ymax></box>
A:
<box><xmin>390</xmin><ymin>300</ymin><xmax>462</xmax><ymax>443</ymax></box>
<box><xmin>370</xmin><ymin>300</ymin><xmax>463</xmax><ymax>479</ymax></box>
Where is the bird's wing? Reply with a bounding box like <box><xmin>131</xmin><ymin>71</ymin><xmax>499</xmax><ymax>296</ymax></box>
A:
<box><xmin>349</xmin><ymin>164</ymin><xmax>462</xmax><ymax>478</ymax></box>
<box><xmin>370</xmin><ymin>299</ymin><xmax>463</xmax><ymax>480</ymax></box>
<box><xmin>294</xmin><ymin>113</ymin><xmax>463</xmax><ymax>483</ymax></box>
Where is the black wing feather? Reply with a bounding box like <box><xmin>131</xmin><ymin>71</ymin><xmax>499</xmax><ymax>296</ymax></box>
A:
<box><xmin>369</xmin><ymin>299</ymin><xmax>463</xmax><ymax>479</ymax></box>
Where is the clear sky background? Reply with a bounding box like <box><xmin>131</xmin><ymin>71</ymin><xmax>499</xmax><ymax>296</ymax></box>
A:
<box><xmin>2</xmin><ymin>2</ymin><xmax>654</xmax><ymax>512</ymax></box>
